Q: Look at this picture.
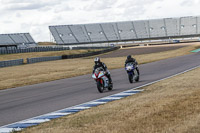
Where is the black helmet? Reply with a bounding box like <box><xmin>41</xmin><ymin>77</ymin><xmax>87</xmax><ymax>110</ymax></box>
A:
<box><xmin>127</xmin><ymin>55</ymin><xmax>131</xmax><ymax>60</ymax></box>
<box><xmin>94</xmin><ymin>57</ymin><xmax>100</xmax><ymax>64</ymax></box>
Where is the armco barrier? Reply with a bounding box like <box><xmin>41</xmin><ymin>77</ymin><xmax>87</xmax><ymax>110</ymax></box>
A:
<box><xmin>0</xmin><ymin>59</ymin><xmax>24</xmax><ymax>68</ymax></box>
<box><xmin>27</xmin><ymin>56</ymin><xmax>62</xmax><ymax>64</ymax></box>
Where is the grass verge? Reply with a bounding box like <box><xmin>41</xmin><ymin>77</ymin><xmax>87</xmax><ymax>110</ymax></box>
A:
<box><xmin>20</xmin><ymin>62</ymin><xmax>200</xmax><ymax>133</ymax></box>
<box><xmin>0</xmin><ymin>44</ymin><xmax>199</xmax><ymax>90</ymax></box>
<box><xmin>0</xmin><ymin>49</ymin><xmax>101</xmax><ymax>63</ymax></box>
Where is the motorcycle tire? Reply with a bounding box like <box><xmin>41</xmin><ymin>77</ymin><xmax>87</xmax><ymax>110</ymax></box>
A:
<box><xmin>97</xmin><ymin>80</ymin><xmax>104</xmax><ymax>93</ymax></box>
<box><xmin>128</xmin><ymin>74</ymin><xmax>133</xmax><ymax>83</ymax></box>
<box><xmin>135</xmin><ymin>75</ymin><xmax>139</xmax><ymax>82</ymax></box>
<box><xmin>108</xmin><ymin>83</ymin><xmax>113</xmax><ymax>90</ymax></box>
<box><xmin>135</xmin><ymin>69</ymin><xmax>140</xmax><ymax>82</ymax></box>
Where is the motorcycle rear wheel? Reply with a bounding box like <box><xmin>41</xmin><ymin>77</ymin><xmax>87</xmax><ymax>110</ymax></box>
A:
<box><xmin>97</xmin><ymin>80</ymin><xmax>104</xmax><ymax>93</ymax></box>
<box><xmin>108</xmin><ymin>83</ymin><xmax>113</xmax><ymax>90</ymax></box>
<box><xmin>134</xmin><ymin>69</ymin><xmax>140</xmax><ymax>82</ymax></box>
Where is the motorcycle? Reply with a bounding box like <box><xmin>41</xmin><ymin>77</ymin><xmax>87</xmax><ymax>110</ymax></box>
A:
<box><xmin>92</xmin><ymin>67</ymin><xmax>113</xmax><ymax>93</ymax></box>
<box><xmin>125</xmin><ymin>62</ymin><xmax>140</xmax><ymax>83</ymax></box>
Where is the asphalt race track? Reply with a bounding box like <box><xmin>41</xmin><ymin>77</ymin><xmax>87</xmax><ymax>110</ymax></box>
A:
<box><xmin>0</xmin><ymin>51</ymin><xmax>199</xmax><ymax>127</ymax></box>
<box><xmin>99</xmin><ymin>45</ymin><xmax>186</xmax><ymax>58</ymax></box>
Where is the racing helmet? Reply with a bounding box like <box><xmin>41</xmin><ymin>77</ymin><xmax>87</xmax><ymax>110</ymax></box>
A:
<box><xmin>127</xmin><ymin>55</ymin><xmax>131</xmax><ymax>60</ymax></box>
<box><xmin>94</xmin><ymin>57</ymin><xmax>100</xmax><ymax>64</ymax></box>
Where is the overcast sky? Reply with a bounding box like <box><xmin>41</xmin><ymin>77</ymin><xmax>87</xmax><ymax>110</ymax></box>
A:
<box><xmin>0</xmin><ymin>0</ymin><xmax>200</xmax><ymax>42</ymax></box>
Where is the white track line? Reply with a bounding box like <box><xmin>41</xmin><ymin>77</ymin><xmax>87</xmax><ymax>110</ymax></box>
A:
<box><xmin>0</xmin><ymin>65</ymin><xmax>199</xmax><ymax>133</ymax></box>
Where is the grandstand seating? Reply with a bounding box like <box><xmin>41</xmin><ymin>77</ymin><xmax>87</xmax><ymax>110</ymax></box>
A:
<box><xmin>148</xmin><ymin>19</ymin><xmax>166</xmax><ymax>37</ymax></box>
<box><xmin>69</xmin><ymin>25</ymin><xmax>90</xmax><ymax>43</ymax></box>
<box><xmin>116</xmin><ymin>21</ymin><xmax>137</xmax><ymax>40</ymax></box>
<box><xmin>85</xmin><ymin>24</ymin><xmax>107</xmax><ymax>42</ymax></box>
<box><xmin>133</xmin><ymin>20</ymin><xmax>149</xmax><ymax>39</ymax></box>
<box><xmin>100</xmin><ymin>23</ymin><xmax>119</xmax><ymax>41</ymax></box>
<box><xmin>0</xmin><ymin>33</ymin><xmax>38</xmax><ymax>53</ymax></box>
<box><xmin>180</xmin><ymin>16</ymin><xmax>197</xmax><ymax>35</ymax></box>
<box><xmin>164</xmin><ymin>18</ymin><xmax>179</xmax><ymax>36</ymax></box>
<box><xmin>0</xmin><ymin>33</ymin><xmax>35</xmax><ymax>45</ymax></box>
<box><xmin>55</xmin><ymin>26</ymin><xmax>78</xmax><ymax>44</ymax></box>
<box><xmin>49</xmin><ymin>26</ymin><xmax>64</xmax><ymax>44</ymax></box>
<box><xmin>49</xmin><ymin>16</ymin><xmax>200</xmax><ymax>45</ymax></box>
<box><xmin>197</xmin><ymin>16</ymin><xmax>200</xmax><ymax>34</ymax></box>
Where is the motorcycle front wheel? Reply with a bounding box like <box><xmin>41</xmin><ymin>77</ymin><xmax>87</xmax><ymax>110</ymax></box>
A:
<box><xmin>128</xmin><ymin>74</ymin><xmax>133</xmax><ymax>83</ymax></box>
<box><xmin>97</xmin><ymin>80</ymin><xmax>104</xmax><ymax>93</ymax></box>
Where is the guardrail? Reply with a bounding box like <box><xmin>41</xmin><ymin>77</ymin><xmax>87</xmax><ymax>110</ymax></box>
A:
<box><xmin>27</xmin><ymin>56</ymin><xmax>62</xmax><ymax>64</ymax></box>
<box><xmin>71</xmin><ymin>46</ymin><xmax>111</xmax><ymax>50</ymax></box>
<box><xmin>0</xmin><ymin>47</ymin><xmax>70</xmax><ymax>55</ymax></box>
<box><xmin>0</xmin><ymin>47</ymin><xmax>120</xmax><ymax>67</ymax></box>
<box><xmin>0</xmin><ymin>59</ymin><xmax>24</xmax><ymax>68</ymax></box>
<box><xmin>62</xmin><ymin>47</ymin><xmax>119</xmax><ymax>59</ymax></box>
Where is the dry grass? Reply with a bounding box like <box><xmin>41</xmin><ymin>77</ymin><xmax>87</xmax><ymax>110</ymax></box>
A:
<box><xmin>0</xmin><ymin>44</ymin><xmax>199</xmax><ymax>90</ymax></box>
<box><xmin>0</xmin><ymin>49</ymin><xmax>100</xmax><ymax>63</ymax></box>
<box><xmin>20</xmin><ymin>63</ymin><xmax>200</xmax><ymax>133</ymax></box>
<box><xmin>37</xmin><ymin>42</ymin><xmax>57</xmax><ymax>46</ymax></box>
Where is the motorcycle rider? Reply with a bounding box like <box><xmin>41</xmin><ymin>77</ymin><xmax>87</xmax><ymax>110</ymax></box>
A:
<box><xmin>93</xmin><ymin>57</ymin><xmax>112</xmax><ymax>84</ymax></box>
<box><xmin>125</xmin><ymin>55</ymin><xmax>139</xmax><ymax>74</ymax></box>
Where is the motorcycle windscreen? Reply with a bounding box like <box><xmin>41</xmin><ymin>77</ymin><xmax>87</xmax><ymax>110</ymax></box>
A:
<box><xmin>126</xmin><ymin>63</ymin><xmax>135</xmax><ymax>71</ymax></box>
<box><xmin>98</xmin><ymin>71</ymin><xmax>104</xmax><ymax>78</ymax></box>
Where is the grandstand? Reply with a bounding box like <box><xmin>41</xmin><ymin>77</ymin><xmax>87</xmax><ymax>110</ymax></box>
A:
<box><xmin>49</xmin><ymin>16</ymin><xmax>200</xmax><ymax>45</ymax></box>
<box><xmin>0</xmin><ymin>33</ymin><xmax>36</xmax><ymax>50</ymax></box>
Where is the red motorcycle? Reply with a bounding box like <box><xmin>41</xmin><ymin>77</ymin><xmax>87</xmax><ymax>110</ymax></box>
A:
<box><xmin>92</xmin><ymin>67</ymin><xmax>113</xmax><ymax>93</ymax></box>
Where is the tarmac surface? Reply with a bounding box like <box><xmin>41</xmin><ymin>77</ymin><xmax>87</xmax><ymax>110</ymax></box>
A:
<box><xmin>99</xmin><ymin>44</ymin><xmax>188</xmax><ymax>58</ymax></box>
<box><xmin>0</xmin><ymin>44</ymin><xmax>199</xmax><ymax>126</ymax></box>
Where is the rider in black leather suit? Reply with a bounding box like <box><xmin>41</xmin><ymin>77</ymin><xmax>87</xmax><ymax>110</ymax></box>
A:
<box><xmin>93</xmin><ymin>57</ymin><xmax>112</xmax><ymax>84</ymax></box>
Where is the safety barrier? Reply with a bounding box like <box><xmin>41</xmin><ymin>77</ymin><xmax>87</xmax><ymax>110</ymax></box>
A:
<box><xmin>62</xmin><ymin>47</ymin><xmax>119</xmax><ymax>59</ymax></box>
<box><xmin>0</xmin><ymin>59</ymin><xmax>24</xmax><ymax>68</ymax></box>
<box><xmin>0</xmin><ymin>47</ymin><xmax>70</xmax><ymax>55</ymax></box>
<box><xmin>71</xmin><ymin>46</ymin><xmax>111</xmax><ymax>50</ymax></box>
<box><xmin>27</xmin><ymin>56</ymin><xmax>62</xmax><ymax>64</ymax></box>
<box><xmin>0</xmin><ymin>46</ymin><xmax>119</xmax><ymax>67</ymax></box>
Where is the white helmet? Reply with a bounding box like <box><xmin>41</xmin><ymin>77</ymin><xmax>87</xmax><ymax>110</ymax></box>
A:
<box><xmin>94</xmin><ymin>57</ymin><xmax>100</xmax><ymax>64</ymax></box>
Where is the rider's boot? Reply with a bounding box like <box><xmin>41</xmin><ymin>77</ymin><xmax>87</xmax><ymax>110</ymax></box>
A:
<box><xmin>106</xmin><ymin>73</ymin><xmax>112</xmax><ymax>84</ymax></box>
<box><xmin>108</xmin><ymin>76</ymin><xmax>112</xmax><ymax>84</ymax></box>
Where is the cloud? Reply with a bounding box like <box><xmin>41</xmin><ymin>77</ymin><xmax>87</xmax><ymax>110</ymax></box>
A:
<box><xmin>0</xmin><ymin>0</ymin><xmax>200</xmax><ymax>42</ymax></box>
<box><xmin>6</xmin><ymin>3</ymin><xmax>45</xmax><ymax>10</ymax></box>
<box><xmin>84</xmin><ymin>0</ymin><xmax>114</xmax><ymax>11</ymax></box>
<box><xmin>0</xmin><ymin>0</ymin><xmax>61</xmax><ymax>11</ymax></box>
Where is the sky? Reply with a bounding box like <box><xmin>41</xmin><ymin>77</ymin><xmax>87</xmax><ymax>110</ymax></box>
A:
<box><xmin>0</xmin><ymin>0</ymin><xmax>200</xmax><ymax>42</ymax></box>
